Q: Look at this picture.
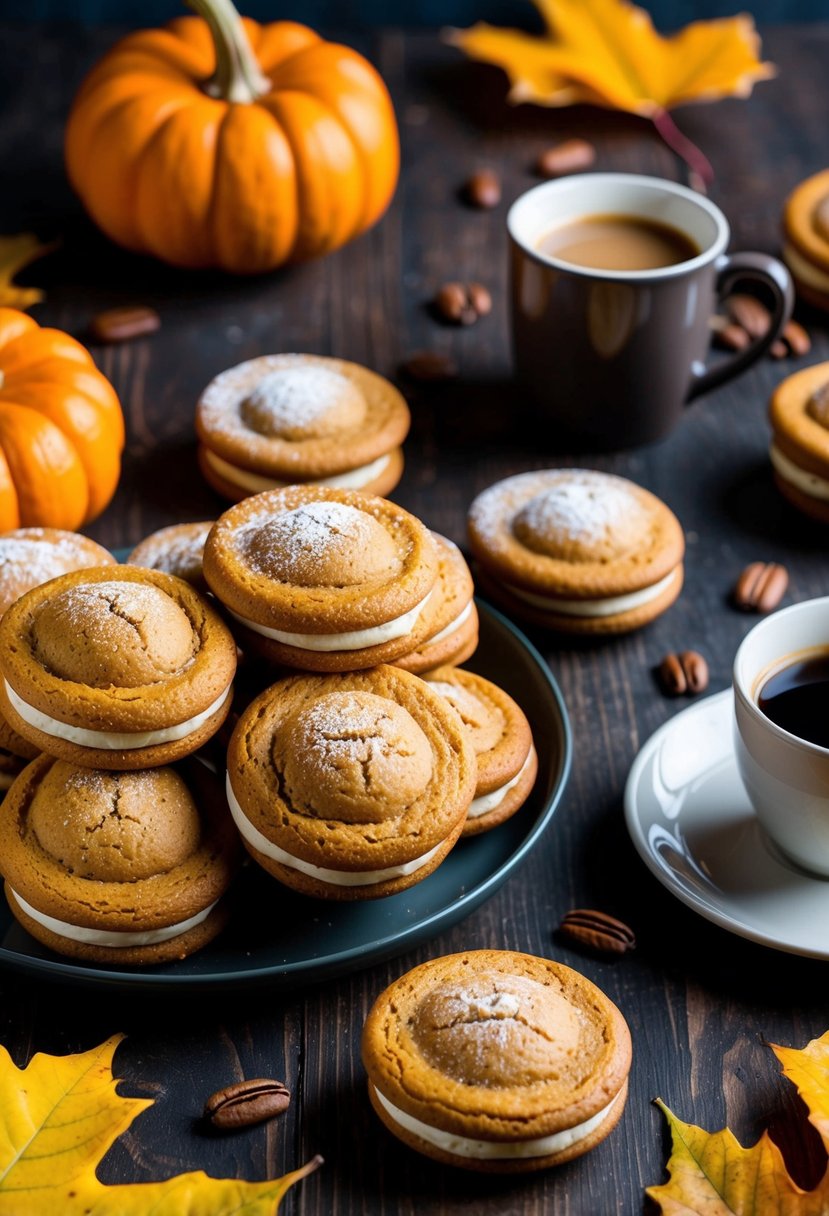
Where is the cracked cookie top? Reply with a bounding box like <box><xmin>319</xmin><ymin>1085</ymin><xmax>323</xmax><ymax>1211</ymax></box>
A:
<box><xmin>227</xmin><ymin>666</ymin><xmax>476</xmax><ymax>872</ymax></box>
<box><xmin>0</xmin><ymin>755</ymin><xmax>239</xmax><ymax>930</ymax></box>
<box><xmin>362</xmin><ymin>950</ymin><xmax>633</xmax><ymax>1140</ymax></box>
<box><xmin>0</xmin><ymin>566</ymin><xmax>236</xmax><ymax>734</ymax></box>
<box><xmin>196</xmin><ymin>354</ymin><xmax>410</xmax><ymax>480</ymax></box>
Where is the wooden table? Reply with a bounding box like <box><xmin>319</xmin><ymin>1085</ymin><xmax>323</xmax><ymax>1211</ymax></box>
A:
<box><xmin>2</xmin><ymin>20</ymin><xmax>829</xmax><ymax>1213</ymax></box>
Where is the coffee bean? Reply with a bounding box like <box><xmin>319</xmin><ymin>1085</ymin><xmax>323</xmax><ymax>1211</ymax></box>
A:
<box><xmin>204</xmin><ymin>1078</ymin><xmax>290</xmax><ymax>1130</ymax></box>
<box><xmin>434</xmin><ymin>282</ymin><xmax>491</xmax><ymax>326</ymax></box>
<box><xmin>89</xmin><ymin>305</ymin><xmax>160</xmax><ymax>344</ymax></box>
<box><xmin>782</xmin><ymin>318</ymin><xmax>811</xmax><ymax>356</ymax></box>
<box><xmin>464</xmin><ymin>170</ymin><xmax>501</xmax><ymax>209</ymax></box>
<box><xmin>712</xmin><ymin>321</ymin><xmax>751</xmax><ymax>352</ymax></box>
<box><xmin>399</xmin><ymin>351</ymin><xmax>458</xmax><ymax>382</ymax></box>
<box><xmin>658</xmin><ymin>651</ymin><xmax>709</xmax><ymax>697</ymax></box>
<box><xmin>733</xmin><ymin>562</ymin><xmax>789</xmax><ymax>613</ymax></box>
<box><xmin>726</xmin><ymin>294</ymin><xmax>770</xmax><ymax>339</ymax></box>
<box><xmin>535</xmin><ymin>139</ymin><xmax>596</xmax><ymax>179</ymax></box>
<box><xmin>769</xmin><ymin>338</ymin><xmax>788</xmax><ymax>359</ymax></box>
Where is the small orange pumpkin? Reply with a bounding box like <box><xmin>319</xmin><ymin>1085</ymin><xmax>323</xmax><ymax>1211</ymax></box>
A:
<box><xmin>64</xmin><ymin>0</ymin><xmax>400</xmax><ymax>273</ymax></box>
<box><xmin>0</xmin><ymin>309</ymin><xmax>125</xmax><ymax>530</ymax></box>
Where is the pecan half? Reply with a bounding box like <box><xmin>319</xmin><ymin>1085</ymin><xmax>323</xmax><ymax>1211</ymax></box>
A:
<box><xmin>733</xmin><ymin>562</ymin><xmax>789</xmax><ymax>613</ymax></box>
<box><xmin>558</xmin><ymin>909</ymin><xmax>636</xmax><ymax>955</ymax></box>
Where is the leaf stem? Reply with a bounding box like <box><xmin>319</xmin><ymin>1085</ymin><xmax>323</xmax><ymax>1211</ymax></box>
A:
<box><xmin>651</xmin><ymin>107</ymin><xmax>714</xmax><ymax>191</ymax></box>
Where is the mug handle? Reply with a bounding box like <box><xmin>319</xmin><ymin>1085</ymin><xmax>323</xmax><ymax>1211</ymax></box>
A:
<box><xmin>686</xmin><ymin>251</ymin><xmax>794</xmax><ymax>403</ymax></box>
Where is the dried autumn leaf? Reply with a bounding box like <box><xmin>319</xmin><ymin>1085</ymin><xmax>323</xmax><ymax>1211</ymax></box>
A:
<box><xmin>773</xmin><ymin>1030</ymin><xmax>829</xmax><ymax>1153</ymax></box>
<box><xmin>448</xmin><ymin>0</ymin><xmax>775</xmax><ymax>184</ymax></box>
<box><xmin>0</xmin><ymin>233</ymin><xmax>58</xmax><ymax>310</ymax></box>
<box><xmin>647</xmin><ymin>1099</ymin><xmax>829</xmax><ymax>1215</ymax></box>
<box><xmin>0</xmin><ymin>1034</ymin><xmax>321</xmax><ymax>1216</ymax></box>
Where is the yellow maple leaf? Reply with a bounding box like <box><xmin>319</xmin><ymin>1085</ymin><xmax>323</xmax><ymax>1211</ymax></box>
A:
<box><xmin>0</xmin><ymin>234</ymin><xmax>58</xmax><ymax>310</ymax></box>
<box><xmin>448</xmin><ymin>0</ymin><xmax>775</xmax><ymax>184</ymax></box>
<box><xmin>773</xmin><ymin>1031</ymin><xmax>829</xmax><ymax>1155</ymax></box>
<box><xmin>0</xmin><ymin>1035</ymin><xmax>321</xmax><ymax>1216</ymax></box>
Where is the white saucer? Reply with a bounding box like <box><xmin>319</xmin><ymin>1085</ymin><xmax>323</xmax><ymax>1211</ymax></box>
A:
<box><xmin>625</xmin><ymin>688</ymin><xmax>829</xmax><ymax>959</ymax></box>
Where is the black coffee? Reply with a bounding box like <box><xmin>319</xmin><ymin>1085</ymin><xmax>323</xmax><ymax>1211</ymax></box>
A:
<box><xmin>757</xmin><ymin>652</ymin><xmax>829</xmax><ymax>748</ymax></box>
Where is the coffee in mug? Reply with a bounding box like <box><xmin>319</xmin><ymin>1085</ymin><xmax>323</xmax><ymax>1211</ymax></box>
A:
<box><xmin>508</xmin><ymin>173</ymin><xmax>794</xmax><ymax>450</ymax></box>
<box><xmin>756</xmin><ymin>649</ymin><xmax>829</xmax><ymax>749</ymax></box>
<box><xmin>536</xmin><ymin>213</ymin><xmax>700</xmax><ymax>272</ymax></box>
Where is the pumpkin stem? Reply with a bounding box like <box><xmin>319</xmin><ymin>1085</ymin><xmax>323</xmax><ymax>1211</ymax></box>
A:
<box><xmin>185</xmin><ymin>0</ymin><xmax>270</xmax><ymax>103</ymax></box>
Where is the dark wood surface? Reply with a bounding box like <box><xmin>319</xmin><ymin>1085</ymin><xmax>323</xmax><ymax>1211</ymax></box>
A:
<box><xmin>2</xmin><ymin>20</ymin><xmax>829</xmax><ymax>1214</ymax></box>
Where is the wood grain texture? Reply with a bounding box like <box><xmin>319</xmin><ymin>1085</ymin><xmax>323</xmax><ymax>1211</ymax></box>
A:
<box><xmin>0</xmin><ymin>21</ymin><xmax>829</xmax><ymax>1214</ymax></box>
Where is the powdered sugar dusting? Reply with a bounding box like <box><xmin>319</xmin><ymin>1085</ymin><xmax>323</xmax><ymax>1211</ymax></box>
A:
<box><xmin>129</xmin><ymin>524</ymin><xmax>211</xmax><ymax>582</ymax></box>
<box><xmin>0</xmin><ymin>534</ymin><xmax>106</xmax><ymax>612</ymax></box>
<box><xmin>456</xmin><ymin>989</ymin><xmax>520</xmax><ymax>1018</ymax></box>
<box><xmin>245</xmin><ymin>367</ymin><xmax>355</xmax><ymax>428</ymax></box>
<box><xmin>241</xmin><ymin>501</ymin><xmax>392</xmax><ymax>578</ymax></box>
<box><xmin>518</xmin><ymin>476</ymin><xmax>645</xmax><ymax>547</ymax></box>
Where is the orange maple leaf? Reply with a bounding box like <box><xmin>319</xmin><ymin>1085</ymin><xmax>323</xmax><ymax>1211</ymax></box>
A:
<box><xmin>0</xmin><ymin>1035</ymin><xmax>321</xmax><ymax>1216</ymax></box>
<box><xmin>649</xmin><ymin>1034</ymin><xmax>829</xmax><ymax>1215</ymax></box>
<box><xmin>448</xmin><ymin>0</ymin><xmax>775</xmax><ymax>185</ymax></box>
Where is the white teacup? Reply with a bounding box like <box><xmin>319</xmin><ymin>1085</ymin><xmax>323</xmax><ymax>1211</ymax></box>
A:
<box><xmin>733</xmin><ymin>597</ymin><xmax>829</xmax><ymax>876</ymax></box>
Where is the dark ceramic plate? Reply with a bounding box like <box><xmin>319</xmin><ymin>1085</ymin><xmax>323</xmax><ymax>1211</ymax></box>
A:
<box><xmin>0</xmin><ymin>601</ymin><xmax>571</xmax><ymax>991</ymax></box>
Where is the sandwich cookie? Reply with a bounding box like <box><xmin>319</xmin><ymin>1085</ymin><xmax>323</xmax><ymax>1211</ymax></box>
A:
<box><xmin>468</xmin><ymin>469</ymin><xmax>684</xmax><ymax>634</ymax></box>
<box><xmin>203</xmin><ymin>487</ymin><xmax>439</xmax><ymax>672</ymax></box>
<box><xmin>362</xmin><ymin>950</ymin><xmax>632</xmax><ymax>1172</ymax></box>
<box><xmin>196</xmin><ymin>354</ymin><xmax>409</xmax><ymax>501</ymax></box>
<box><xmin>393</xmin><ymin>534</ymin><xmax>478</xmax><ymax>674</ymax></box>
<box><xmin>0</xmin><ymin>756</ymin><xmax>239</xmax><ymax>964</ymax></box>
<box><xmin>0</xmin><ymin>529</ymin><xmax>116</xmax><ymax>781</ymax></box>
<box><xmin>127</xmin><ymin>521</ymin><xmax>214</xmax><ymax>590</ymax></box>
<box><xmin>769</xmin><ymin>361</ymin><xmax>829</xmax><ymax>523</ymax></box>
<box><xmin>424</xmin><ymin>666</ymin><xmax>536</xmax><ymax>836</ymax></box>
<box><xmin>226</xmin><ymin>666</ymin><xmax>477</xmax><ymax>900</ymax></box>
<box><xmin>782</xmin><ymin>170</ymin><xmax>829</xmax><ymax>312</ymax></box>
<box><xmin>0</xmin><ymin>566</ymin><xmax>237</xmax><ymax>769</ymax></box>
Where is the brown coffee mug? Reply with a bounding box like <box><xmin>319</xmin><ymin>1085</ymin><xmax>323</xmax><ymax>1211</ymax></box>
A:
<box><xmin>508</xmin><ymin>173</ymin><xmax>794</xmax><ymax>450</ymax></box>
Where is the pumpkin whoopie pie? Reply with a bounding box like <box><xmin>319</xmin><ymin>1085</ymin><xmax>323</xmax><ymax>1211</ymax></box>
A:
<box><xmin>203</xmin><ymin>486</ymin><xmax>439</xmax><ymax>671</ymax></box>
<box><xmin>0</xmin><ymin>529</ymin><xmax>115</xmax><ymax>781</ymax></box>
<box><xmin>362</xmin><ymin>950</ymin><xmax>632</xmax><ymax>1172</ymax></box>
<box><xmin>769</xmin><ymin>361</ymin><xmax>829</xmax><ymax>523</ymax></box>
<box><xmin>393</xmin><ymin>534</ymin><xmax>478</xmax><ymax>674</ymax></box>
<box><xmin>0</xmin><ymin>755</ymin><xmax>238</xmax><ymax>964</ymax></box>
<box><xmin>782</xmin><ymin>169</ymin><xmax>829</xmax><ymax>312</ymax></box>
<box><xmin>127</xmin><ymin>521</ymin><xmax>213</xmax><ymax>590</ymax></box>
<box><xmin>196</xmin><ymin>354</ymin><xmax>409</xmax><ymax>501</ymax></box>
<box><xmin>226</xmin><ymin>666</ymin><xmax>477</xmax><ymax>900</ymax></box>
<box><xmin>424</xmin><ymin>667</ymin><xmax>536</xmax><ymax>836</ymax></box>
<box><xmin>0</xmin><ymin>566</ymin><xmax>237</xmax><ymax>770</ymax></box>
<box><xmin>468</xmin><ymin>469</ymin><xmax>684</xmax><ymax>634</ymax></box>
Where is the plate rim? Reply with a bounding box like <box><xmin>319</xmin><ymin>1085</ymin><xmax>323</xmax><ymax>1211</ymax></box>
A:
<box><xmin>624</xmin><ymin>687</ymin><xmax>829</xmax><ymax>960</ymax></box>
<box><xmin>0</xmin><ymin>598</ymin><xmax>573</xmax><ymax>989</ymax></box>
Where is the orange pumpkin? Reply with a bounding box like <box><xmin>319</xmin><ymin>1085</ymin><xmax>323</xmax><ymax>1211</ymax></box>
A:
<box><xmin>64</xmin><ymin>0</ymin><xmax>400</xmax><ymax>273</ymax></box>
<box><xmin>0</xmin><ymin>309</ymin><xmax>125</xmax><ymax>530</ymax></box>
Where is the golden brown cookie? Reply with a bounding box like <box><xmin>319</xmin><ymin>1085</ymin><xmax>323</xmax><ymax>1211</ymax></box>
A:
<box><xmin>0</xmin><ymin>567</ymin><xmax>237</xmax><ymax>769</ymax></box>
<box><xmin>393</xmin><ymin>534</ymin><xmax>478</xmax><ymax>674</ymax></box>
<box><xmin>362</xmin><ymin>950</ymin><xmax>632</xmax><ymax>1172</ymax></box>
<box><xmin>424</xmin><ymin>667</ymin><xmax>536</xmax><ymax>836</ymax></box>
<box><xmin>127</xmin><ymin>521</ymin><xmax>214</xmax><ymax>590</ymax></box>
<box><xmin>0</xmin><ymin>527</ymin><xmax>114</xmax><ymax>616</ymax></box>
<box><xmin>783</xmin><ymin>169</ymin><xmax>829</xmax><ymax>310</ymax></box>
<box><xmin>226</xmin><ymin>666</ymin><xmax>476</xmax><ymax>900</ymax></box>
<box><xmin>196</xmin><ymin>354</ymin><xmax>409</xmax><ymax>500</ymax></box>
<box><xmin>467</xmin><ymin>470</ymin><xmax>684</xmax><ymax>634</ymax></box>
<box><xmin>0</xmin><ymin>755</ymin><xmax>239</xmax><ymax>964</ymax></box>
<box><xmin>203</xmin><ymin>487</ymin><xmax>439</xmax><ymax>671</ymax></box>
<box><xmin>769</xmin><ymin>361</ymin><xmax>829</xmax><ymax>523</ymax></box>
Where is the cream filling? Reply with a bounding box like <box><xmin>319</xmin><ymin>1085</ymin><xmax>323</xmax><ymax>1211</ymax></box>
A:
<box><xmin>770</xmin><ymin>442</ymin><xmax>829</xmax><ymax>501</ymax></box>
<box><xmin>504</xmin><ymin>568</ymin><xmax>678</xmax><ymax>618</ymax></box>
<box><xmin>11</xmin><ymin>890</ymin><xmax>218</xmax><ymax>948</ymax></box>
<box><xmin>469</xmin><ymin>747</ymin><xmax>536</xmax><ymax>819</ymax></box>
<box><xmin>204</xmin><ymin>448</ymin><xmax>392</xmax><ymax>493</ymax></box>
<box><xmin>4</xmin><ymin>680</ymin><xmax>233</xmax><ymax>751</ymax></box>
<box><xmin>372</xmin><ymin>1085</ymin><xmax>621</xmax><ymax>1160</ymax></box>
<box><xmin>229</xmin><ymin>592</ymin><xmax>432</xmax><ymax>653</ymax></box>
<box><xmin>226</xmin><ymin>774</ymin><xmax>445</xmax><ymax>887</ymax></box>
<box><xmin>423</xmin><ymin>599</ymin><xmax>474</xmax><ymax>648</ymax></box>
<box><xmin>783</xmin><ymin>240</ymin><xmax>829</xmax><ymax>293</ymax></box>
